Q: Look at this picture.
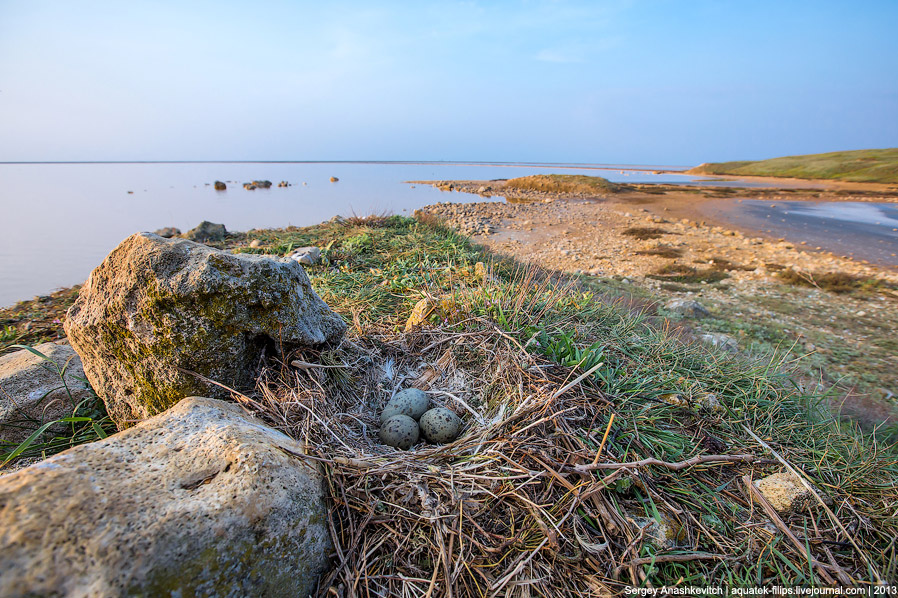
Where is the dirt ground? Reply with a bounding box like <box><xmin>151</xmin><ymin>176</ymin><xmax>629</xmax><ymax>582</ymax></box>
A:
<box><xmin>415</xmin><ymin>179</ymin><xmax>898</xmax><ymax>438</ymax></box>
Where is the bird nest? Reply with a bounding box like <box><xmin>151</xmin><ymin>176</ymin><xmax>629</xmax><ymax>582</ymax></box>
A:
<box><xmin>238</xmin><ymin>317</ymin><xmax>877</xmax><ymax>596</ymax></box>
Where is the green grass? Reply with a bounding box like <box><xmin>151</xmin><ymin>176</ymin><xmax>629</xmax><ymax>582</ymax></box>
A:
<box><xmin>688</xmin><ymin>148</ymin><xmax>898</xmax><ymax>184</ymax></box>
<box><xmin>235</xmin><ymin>216</ymin><xmax>896</xmax><ymax>585</ymax></box>
<box><xmin>3</xmin><ymin>214</ymin><xmax>897</xmax><ymax>586</ymax></box>
<box><xmin>0</xmin><ymin>344</ymin><xmax>115</xmax><ymax>469</ymax></box>
<box><xmin>504</xmin><ymin>174</ymin><xmax>621</xmax><ymax>195</ymax></box>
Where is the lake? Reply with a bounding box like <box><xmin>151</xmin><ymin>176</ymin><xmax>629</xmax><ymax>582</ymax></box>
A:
<box><xmin>723</xmin><ymin>200</ymin><xmax>898</xmax><ymax>266</ymax></box>
<box><xmin>0</xmin><ymin>161</ymin><xmax>717</xmax><ymax>306</ymax></box>
<box><xmin>0</xmin><ymin>161</ymin><xmax>890</xmax><ymax>307</ymax></box>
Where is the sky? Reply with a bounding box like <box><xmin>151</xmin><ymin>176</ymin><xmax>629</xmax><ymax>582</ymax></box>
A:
<box><xmin>0</xmin><ymin>0</ymin><xmax>896</xmax><ymax>165</ymax></box>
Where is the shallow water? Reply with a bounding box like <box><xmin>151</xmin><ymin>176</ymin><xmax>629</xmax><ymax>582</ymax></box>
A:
<box><xmin>0</xmin><ymin>161</ymin><xmax>711</xmax><ymax>306</ymax></box>
<box><xmin>726</xmin><ymin>200</ymin><xmax>898</xmax><ymax>266</ymax></box>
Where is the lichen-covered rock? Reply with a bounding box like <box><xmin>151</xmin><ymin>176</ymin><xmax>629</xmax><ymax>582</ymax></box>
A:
<box><xmin>184</xmin><ymin>221</ymin><xmax>227</xmax><ymax>243</ymax></box>
<box><xmin>213</xmin><ymin>181</ymin><xmax>227</xmax><ymax>191</ymax></box>
<box><xmin>0</xmin><ymin>341</ymin><xmax>93</xmax><ymax>445</ymax></box>
<box><xmin>64</xmin><ymin>232</ymin><xmax>346</xmax><ymax>428</ymax></box>
<box><xmin>0</xmin><ymin>397</ymin><xmax>331</xmax><ymax>598</ymax></box>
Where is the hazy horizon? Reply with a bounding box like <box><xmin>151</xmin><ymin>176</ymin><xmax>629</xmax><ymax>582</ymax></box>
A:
<box><xmin>1</xmin><ymin>1</ymin><xmax>896</xmax><ymax>165</ymax></box>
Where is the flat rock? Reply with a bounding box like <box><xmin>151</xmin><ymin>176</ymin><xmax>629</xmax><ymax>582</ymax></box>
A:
<box><xmin>0</xmin><ymin>342</ymin><xmax>93</xmax><ymax>445</ymax></box>
<box><xmin>699</xmin><ymin>332</ymin><xmax>739</xmax><ymax>352</ymax></box>
<box><xmin>664</xmin><ymin>298</ymin><xmax>710</xmax><ymax>318</ymax></box>
<box><xmin>0</xmin><ymin>397</ymin><xmax>331</xmax><ymax>598</ymax></box>
<box><xmin>64</xmin><ymin>233</ymin><xmax>346</xmax><ymax>428</ymax></box>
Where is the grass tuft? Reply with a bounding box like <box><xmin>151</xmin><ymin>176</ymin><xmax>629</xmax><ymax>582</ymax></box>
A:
<box><xmin>504</xmin><ymin>174</ymin><xmax>621</xmax><ymax>195</ymax></box>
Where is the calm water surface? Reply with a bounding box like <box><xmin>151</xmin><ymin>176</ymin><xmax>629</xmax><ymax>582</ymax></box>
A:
<box><xmin>1</xmin><ymin>161</ymin><xmax>705</xmax><ymax>306</ymax></box>
<box><xmin>722</xmin><ymin>200</ymin><xmax>898</xmax><ymax>266</ymax></box>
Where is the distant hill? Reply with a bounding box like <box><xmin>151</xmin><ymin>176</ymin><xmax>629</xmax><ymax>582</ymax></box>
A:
<box><xmin>688</xmin><ymin>148</ymin><xmax>898</xmax><ymax>184</ymax></box>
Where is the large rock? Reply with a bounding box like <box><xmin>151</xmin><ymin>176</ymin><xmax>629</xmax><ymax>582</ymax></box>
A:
<box><xmin>0</xmin><ymin>397</ymin><xmax>331</xmax><ymax>598</ymax></box>
<box><xmin>64</xmin><ymin>233</ymin><xmax>346</xmax><ymax>428</ymax></box>
<box><xmin>0</xmin><ymin>341</ymin><xmax>93</xmax><ymax>445</ymax></box>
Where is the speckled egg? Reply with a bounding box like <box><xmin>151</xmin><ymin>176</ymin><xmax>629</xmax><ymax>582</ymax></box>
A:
<box><xmin>379</xmin><ymin>414</ymin><xmax>420</xmax><ymax>450</ymax></box>
<box><xmin>419</xmin><ymin>408</ymin><xmax>462</xmax><ymax>444</ymax></box>
<box><xmin>380</xmin><ymin>388</ymin><xmax>431</xmax><ymax>423</ymax></box>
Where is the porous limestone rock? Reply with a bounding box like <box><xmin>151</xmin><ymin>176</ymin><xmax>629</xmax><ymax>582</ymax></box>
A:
<box><xmin>0</xmin><ymin>341</ymin><xmax>92</xmax><ymax>445</ymax></box>
<box><xmin>754</xmin><ymin>471</ymin><xmax>815</xmax><ymax>515</ymax></box>
<box><xmin>64</xmin><ymin>232</ymin><xmax>346</xmax><ymax>428</ymax></box>
<box><xmin>0</xmin><ymin>397</ymin><xmax>331</xmax><ymax>598</ymax></box>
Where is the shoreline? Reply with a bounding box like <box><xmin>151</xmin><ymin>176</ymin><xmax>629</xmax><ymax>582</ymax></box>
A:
<box><xmin>415</xmin><ymin>178</ymin><xmax>898</xmax><ymax>271</ymax></box>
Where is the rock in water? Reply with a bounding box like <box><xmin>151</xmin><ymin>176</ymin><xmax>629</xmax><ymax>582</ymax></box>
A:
<box><xmin>64</xmin><ymin>232</ymin><xmax>346</xmax><ymax>428</ymax></box>
<box><xmin>213</xmin><ymin>180</ymin><xmax>227</xmax><ymax>191</ymax></box>
<box><xmin>0</xmin><ymin>341</ymin><xmax>93</xmax><ymax>445</ymax></box>
<box><xmin>0</xmin><ymin>397</ymin><xmax>331</xmax><ymax>598</ymax></box>
<box><xmin>184</xmin><ymin>221</ymin><xmax>227</xmax><ymax>243</ymax></box>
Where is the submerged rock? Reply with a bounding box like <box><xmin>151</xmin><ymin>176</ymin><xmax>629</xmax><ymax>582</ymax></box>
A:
<box><xmin>184</xmin><ymin>220</ymin><xmax>227</xmax><ymax>243</ymax></box>
<box><xmin>0</xmin><ymin>397</ymin><xmax>331</xmax><ymax>598</ymax></box>
<box><xmin>0</xmin><ymin>341</ymin><xmax>93</xmax><ymax>445</ymax></box>
<box><xmin>63</xmin><ymin>232</ymin><xmax>346</xmax><ymax>428</ymax></box>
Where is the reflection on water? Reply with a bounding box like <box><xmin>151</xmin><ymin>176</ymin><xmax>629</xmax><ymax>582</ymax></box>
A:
<box><xmin>735</xmin><ymin>200</ymin><xmax>898</xmax><ymax>267</ymax></box>
<box><xmin>0</xmin><ymin>161</ymin><xmax>705</xmax><ymax>306</ymax></box>
<box><xmin>0</xmin><ymin>161</ymin><xmax>840</xmax><ymax>306</ymax></box>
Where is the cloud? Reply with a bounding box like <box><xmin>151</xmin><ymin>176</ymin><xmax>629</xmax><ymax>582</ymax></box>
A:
<box><xmin>535</xmin><ymin>47</ymin><xmax>585</xmax><ymax>63</ymax></box>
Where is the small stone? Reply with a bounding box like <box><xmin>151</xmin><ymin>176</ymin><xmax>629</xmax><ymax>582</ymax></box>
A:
<box><xmin>665</xmin><ymin>298</ymin><xmax>710</xmax><ymax>318</ymax></box>
<box><xmin>249</xmin><ymin>239</ymin><xmax>263</xmax><ymax>248</ymax></box>
<box><xmin>152</xmin><ymin>227</ymin><xmax>181</xmax><ymax>239</ymax></box>
<box><xmin>754</xmin><ymin>471</ymin><xmax>815</xmax><ymax>514</ymax></box>
<box><xmin>184</xmin><ymin>221</ymin><xmax>227</xmax><ymax>243</ymax></box>
<box><xmin>288</xmin><ymin>246</ymin><xmax>322</xmax><ymax>266</ymax></box>
<box><xmin>213</xmin><ymin>181</ymin><xmax>226</xmax><ymax>191</ymax></box>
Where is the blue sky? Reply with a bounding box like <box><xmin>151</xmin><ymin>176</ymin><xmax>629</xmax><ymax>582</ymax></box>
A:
<box><xmin>0</xmin><ymin>0</ymin><xmax>896</xmax><ymax>164</ymax></box>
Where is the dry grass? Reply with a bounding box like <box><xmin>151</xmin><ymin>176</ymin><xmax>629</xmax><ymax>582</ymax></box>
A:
<box><xmin>621</xmin><ymin>227</ymin><xmax>669</xmax><ymax>240</ymax></box>
<box><xmin>504</xmin><ymin>175</ymin><xmax>620</xmax><ymax>196</ymax></box>
<box><xmin>777</xmin><ymin>269</ymin><xmax>893</xmax><ymax>294</ymax></box>
<box><xmin>636</xmin><ymin>247</ymin><xmax>683</xmax><ymax>259</ymax></box>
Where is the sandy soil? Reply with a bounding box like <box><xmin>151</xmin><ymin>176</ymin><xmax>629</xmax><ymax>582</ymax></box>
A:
<box><xmin>414</xmin><ymin>179</ymin><xmax>898</xmax><ymax>435</ymax></box>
